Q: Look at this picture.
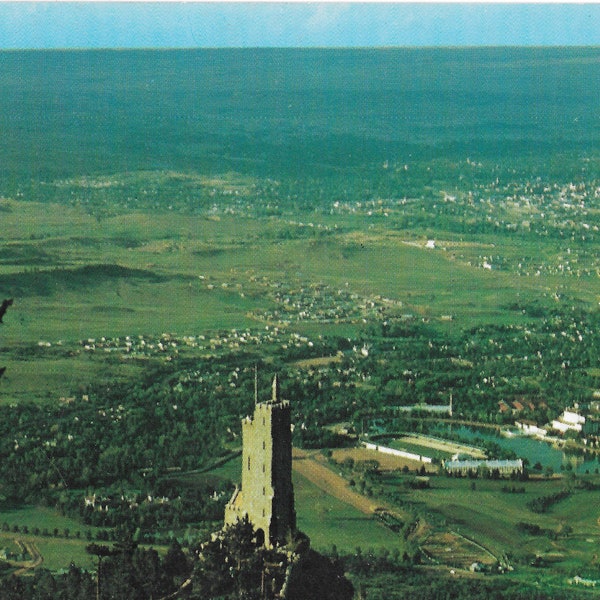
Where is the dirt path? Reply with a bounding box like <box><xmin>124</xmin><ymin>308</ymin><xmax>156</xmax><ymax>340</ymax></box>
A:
<box><xmin>292</xmin><ymin>448</ymin><xmax>384</xmax><ymax>516</ymax></box>
<box><xmin>11</xmin><ymin>539</ymin><xmax>43</xmax><ymax>576</ymax></box>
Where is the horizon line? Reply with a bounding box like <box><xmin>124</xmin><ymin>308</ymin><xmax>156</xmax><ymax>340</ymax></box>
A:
<box><xmin>3</xmin><ymin>44</ymin><xmax>600</xmax><ymax>51</ymax></box>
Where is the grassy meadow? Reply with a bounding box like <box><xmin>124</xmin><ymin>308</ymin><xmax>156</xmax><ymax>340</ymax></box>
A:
<box><xmin>293</xmin><ymin>471</ymin><xmax>401</xmax><ymax>553</ymax></box>
<box><xmin>0</xmin><ymin>506</ymin><xmax>98</xmax><ymax>571</ymax></box>
<box><xmin>1</xmin><ymin>193</ymin><xmax>596</xmax><ymax>403</ymax></box>
<box><xmin>0</xmin><ymin>185</ymin><xmax>598</xmax><ymax>411</ymax></box>
<box><xmin>400</xmin><ymin>475</ymin><xmax>600</xmax><ymax>571</ymax></box>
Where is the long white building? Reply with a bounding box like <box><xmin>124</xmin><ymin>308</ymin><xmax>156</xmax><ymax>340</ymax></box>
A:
<box><xmin>552</xmin><ymin>409</ymin><xmax>585</xmax><ymax>434</ymax></box>
<box><xmin>444</xmin><ymin>458</ymin><xmax>523</xmax><ymax>477</ymax></box>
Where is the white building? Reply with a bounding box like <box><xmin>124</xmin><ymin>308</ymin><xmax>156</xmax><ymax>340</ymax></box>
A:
<box><xmin>444</xmin><ymin>459</ymin><xmax>523</xmax><ymax>477</ymax></box>
<box><xmin>552</xmin><ymin>409</ymin><xmax>585</xmax><ymax>434</ymax></box>
<box><xmin>515</xmin><ymin>420</ymin><xmax>547</xmax><ymax>438</ymax></box>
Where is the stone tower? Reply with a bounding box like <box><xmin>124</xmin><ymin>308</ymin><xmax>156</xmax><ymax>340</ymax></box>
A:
<box><xmin>224</xmin><ymin>376</ymin><xmax>296</xmax><ymax>547</ymax></box>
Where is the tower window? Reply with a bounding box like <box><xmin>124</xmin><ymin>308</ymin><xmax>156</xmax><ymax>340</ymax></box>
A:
<box><xmin>263</xmin><ymin>440</ymin><xmax>266</xmax><ymax>450</ymax></box>
<box><xmin>262</xmin><ymin>463</ymin><xmax>265</xmax><ymax>473</ymax></box>
<box><xmin>263</xmin><ymin>487</ymin><xmax>266</xmax><ymax>496</ymax></box>
<box><xmin>247</xmin><ymin>456</ymin><xmax>251</xmax><ymax>471</ymax></box>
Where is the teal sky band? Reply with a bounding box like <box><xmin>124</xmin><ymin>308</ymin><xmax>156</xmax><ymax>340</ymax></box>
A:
<box><xmin>1</xmin><ymin>3</ymin><xmax>600</xmax><ymax>50</ymax></box>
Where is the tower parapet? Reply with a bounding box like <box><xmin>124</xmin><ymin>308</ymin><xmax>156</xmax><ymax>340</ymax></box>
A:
<box><xmin>224</xmin><ymin>376</ymin><xmax>296</xmax><ymax>547</ymax></box>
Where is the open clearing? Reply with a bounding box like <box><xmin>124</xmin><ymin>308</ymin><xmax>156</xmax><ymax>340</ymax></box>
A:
<box><xmin>330</xmin><ymin>446</ymin><xmax>433</xmax><ymax>472</ymax></box>
<box><xmin>293</xmin><ymin>469</ymin><xmax>402</xmax><ymax>553</ymax></box>
<box><xmin>293</xmin><ymin>448</ymin><xmax>382</xmax><ymax>515</ymax></box>
<box><xmin>2</xmin><ymin>193</ymin><xmax>596</xmax><ymax>350</ymax></box>
<box><xmin>394</xmin><ymin>434</ymin><xmax>487</xmax><ymax>459</ymax></box>
<box><xmin>0</xmin><ymin>531</ymin><xmax>95</xmax><ymax>572</ymax></box>
<box><xmin>421</xmin><ymin>530</ymin><xmax>497</xmax><ymax>570</ymax></box>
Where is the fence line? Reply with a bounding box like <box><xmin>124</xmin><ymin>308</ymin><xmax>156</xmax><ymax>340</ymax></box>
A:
<box><xmin>362</xmin><ymin>441</ymin><xmax>432</xmax><ymax>464</ymax></box>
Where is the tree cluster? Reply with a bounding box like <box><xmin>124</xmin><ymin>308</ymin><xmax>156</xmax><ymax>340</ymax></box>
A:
<box><xmin>0</xmin><ymin>538</ymin><xmax>191</xmax><ymax>600</ymax></box>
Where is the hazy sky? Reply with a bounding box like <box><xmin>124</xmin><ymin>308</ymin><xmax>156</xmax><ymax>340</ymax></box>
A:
<box><xmin>1</xmin><ymin>2</ymin><xmax>600</xmax><ymax>49</ymax></box>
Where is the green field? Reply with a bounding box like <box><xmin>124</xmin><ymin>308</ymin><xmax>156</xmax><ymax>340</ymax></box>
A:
<box><xmin>1</xmin><ymin>200</ymin><xmax>571</xmax><ymax>344</ymax></box>
<box><xmin>0</xmin><ymin>506</ymin><xmax>92</xmax><ymax>534</ymax></box>
<box><xmin>1</xmin><ymin>195</ymin><xmax>597</xmax><ymax>403</ymax></box>
<box><xmin>30</xmin><ymin>537</ymin><xmax>96</xmax><ymax>572</ymax></box>
<box><xmin>0</xmin><ymin>505</ymin><xmax>175</xmax><ymax>572</ymax></box>
<box><xmin>0</xmin><ymin>506</ymin><xmax>98</xmax><ymax>571</ymax></box>
<box><xmin>386</xmin><ymin>439</ymin><xmax>453</xmax><ymax>460</ymax></box>
<box><xmin>389</xmin><ymin>474</ymin><xmax>600</xmax><ymax>571</ymax></box>
<box><xmin>0</xmin><ymin>202</ymin><xmax>597</xmax><ymax>393</ymax></box>
<box><xmin>293</xmin><ymin>471</ymin><xmax>402</xmax><ymax>553</ymax></box>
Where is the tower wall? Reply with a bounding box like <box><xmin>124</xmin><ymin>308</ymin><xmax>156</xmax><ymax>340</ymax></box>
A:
<box><xmin>224</xmin><ymin>381</ymin><xmax>296</xmax><ymax>547</ymax></box>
